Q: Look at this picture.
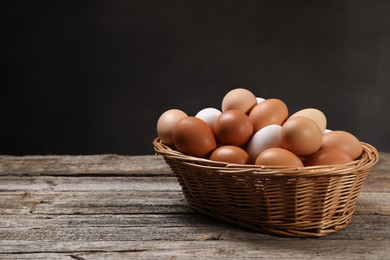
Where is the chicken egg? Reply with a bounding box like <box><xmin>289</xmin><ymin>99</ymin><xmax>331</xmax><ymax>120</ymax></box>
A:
<box><xmin>305</xmin><ymin>148</ymin><xmax>353</xmax><ymax>166</ymax></box>
<box><xmin>255</xmin><ymin>147</ymin><xmax>304</xmax><ymax>167</ymax></box>
<box><xmin>246</xmin><ymin>124</ymin><xmax>282</xmax><ymax>163</ymax></box>
<box><xmin>281</xmin><ymin>116</ymin><xmax>322</xmax><ymax>156</ymax></box>
<box><xmin>321</xmin><ymin>130</ymin><xmax>363</xmax><ymax>160</ymax></box>
<box><xmin>221</xmin><ymin>88</ymin><xmax>257</xmax><ymax>114</ymax></box>
<box><xmin>209</xmin><ymin>145</ymin><xmax>250</xmax><ymax>164</ymax></box>
<box><xmin>195</xmin><ymin>107</ymin><xmax>222</xmax><ymax>133</ymax></box>
<box><xmin>157</xmin><ymin>109</ymin><xmax>188</xmax><ymax>145</ymax></box>
<box><xmin>249</xmin><ymin>98</ymin><xmax>289</xmax><ymax>132</ymax></box>
<box><xmin>256</xmin><ymin>97</ymin><xmax>265</xmax><ymax>104</ymax></box>
<box><xmin>290</xmin><ymin>108</ymin><xmax>327</xmax><ymax>133</ymax></box>
<box><xmin>214</xmin><ymin>110</ymin><xmax>254</xmax><ymax>147</ymax></box>
<box><xmin>172</xmin><ymin>117</ymin><xmax>217</xmax><ymax>157</ymax></box>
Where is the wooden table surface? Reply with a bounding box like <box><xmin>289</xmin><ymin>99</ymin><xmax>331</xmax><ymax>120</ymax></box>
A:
<box><xmin>0</xmin><ymin>153</ymin><xmax>389</xmax><ymax>259</ymax></box>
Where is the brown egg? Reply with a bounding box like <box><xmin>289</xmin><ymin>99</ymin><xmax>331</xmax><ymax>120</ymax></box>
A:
<box><xmin>172</xmin><ymin>117</ymin><xmax>217</xmax><ymax>157</ymax></box>
<box><xmin>249</xmin><ymin>98</ymin><xmax>289</xmax><ymax>132</ymax></box>
<box><xmin>157</xmin><ymin>109</ymin><xmax>188</xmax><ymax>145</ymax></box>
<box><xmin>221</xmin><ymin>88</ymin><xmax>257</xmax><ymax>114</ymax></box>
<box><xmin>321</xmin><ymin>130</ymin><xmax>363</xmax><ymax>160</ymax></box>
<box><xmin>281</xmin><ymin>116</ymin><xmax>322</xmax><ymax>156</ymax></box>
<box><xmin>214</xmin><ymin>110</ymin><xmax>254</xmax><ymax>147</ymax></box>
<box><xmin>209</xmin><ymin>145</ymin><xmax>250</xmax><ymax>164</ymax></box>
<box><xmin>305</xmin><ymin>148</ymin><xmax>353</xmax><ymax>166</ymax></box>
<box><xmin>255</xmin><ymin>148</ymin><xmax>304</xmax><ymax>167</ymax></box>
<box><xmin>290</xmin><ymin>108</ymin><xmax>327</xmax><ymax>133</ymax></box>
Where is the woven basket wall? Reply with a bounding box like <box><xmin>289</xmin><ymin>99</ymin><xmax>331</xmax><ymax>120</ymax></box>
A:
<box><xmin>153</xmin><ymin>138</ymin><xmax>379</xmax><ymax>237</ymax></box>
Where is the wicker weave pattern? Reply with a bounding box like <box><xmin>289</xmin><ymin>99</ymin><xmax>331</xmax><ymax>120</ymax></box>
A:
<box><xmin>154</xmin><ymin>138</ymin><xmax>379</xmax><ymax>237</ymax></box>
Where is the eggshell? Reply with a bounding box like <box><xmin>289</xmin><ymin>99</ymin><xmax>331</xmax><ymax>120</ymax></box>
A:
<box><xmin>281</xmin><ymin>116</ymin><xmax>323</xmax><ymax>156</ymax></box>
<box><xmin>305</xmin><ymin>148</ymin><xmax>353</xmax><ymax>166</ymax></box>
<box><xmin>255</xmin><ymin>148</ymin><xmax>304</xmax><ymax>167</ymax></box>
<box><xmin>221</xmin><ymin>88</ymin><xmax>257</xmax><ymax>114</ymax></box>
<box><xmin>172</xmin><ymin>117</ymin><xmax>217</xmax><ymax>157</ymax></box>
<box><xmin>321</xmin><ymin>130</ymin><xmax>363</xmax><ymax>160</ymax></box>
<box><xmin>290</xmin><ymin>108</ymin><xmax>327</xmax><ymax>133</ymax></box>
<box><xmin>324</xmin><ymin>129</ymin><xmax>333</xmax><ymax>134</ymax></box>
<box><xmin>249</xmin><ymin>98</ymin><xmax>289</xmax><ymax>132</ymax></box>
<box><xmin>157</xmin><ymin>109</ymin><xmax>188</xmax><ymax>145</ymax></box>
<box><xmin>195</xmin><ymin>107</ymin><xmax>222</xmax><ymax>133</ymax></box>
<box><xmin>256</xmin><ymin>97</ymin><xmax>265</xmax><ymax>104</ymax></box>
<box><xmin>209</xmin><ymin>145</ymin><xmax>250</xmax><ymax>164</ymax></box>
<box><xmin>247</xmin><ymin>124</ymin><xmax>282</xmax><ymax>163</ymax></box>
<box><xmin>214</xmin><ymin>110</ymin><xmax>254</xmax><ymax>147</ymax></box>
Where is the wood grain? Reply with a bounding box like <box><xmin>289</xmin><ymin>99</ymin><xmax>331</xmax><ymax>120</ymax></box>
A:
<box><xmin>0</xmin><ymin>154</ymin><xmax>389</xmax><ymax>259</ymax></box>
<box><xmin>0</xmin><ymin>155</ymin><xmax>171</xmax><ymax>176</ymax></box>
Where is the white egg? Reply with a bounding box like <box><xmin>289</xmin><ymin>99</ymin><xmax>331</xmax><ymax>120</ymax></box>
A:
<box><xmin>247</xmin><ymin>124</ymin><xmax>282</xmax><ymax>162</ymax></box>
<box><xmin>195</xmin><ymin>107</ymin><xmax>222</xmax><ymax>132</ymax></box>
<box><xmin>324</xmin><ymin>129</ymin><xmax>333</xmax><ymax>134</ymax></box>
<box><xmin>256</xmin><ymin>97</ymin><xmax>265</xmax><ymax>104</ymax></box>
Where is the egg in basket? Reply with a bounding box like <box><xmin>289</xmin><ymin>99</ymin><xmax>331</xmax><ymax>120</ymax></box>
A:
<box><xmin>153</xmin><ymin>88</ymin><xmax>379</xmax><ymax>237</ymax></box>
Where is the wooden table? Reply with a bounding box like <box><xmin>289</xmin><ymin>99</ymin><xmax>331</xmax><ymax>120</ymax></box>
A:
<box><xmin>0</xmin><ymin>154</ymin><xmax>389</xmax><ymax>259</ymax></box>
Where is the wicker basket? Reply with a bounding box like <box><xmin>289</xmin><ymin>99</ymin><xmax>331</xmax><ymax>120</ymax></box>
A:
<box><xmin>153</xmin><ymin>138</ymin><xmax>379</xmax><ymax>237</ymax></box>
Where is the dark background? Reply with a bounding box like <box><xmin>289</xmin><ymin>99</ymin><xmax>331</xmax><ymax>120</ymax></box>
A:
<box><xmin>2</xmin><ymin>0</ymin><xmax>390</xmax><ymax>155</ymax></box>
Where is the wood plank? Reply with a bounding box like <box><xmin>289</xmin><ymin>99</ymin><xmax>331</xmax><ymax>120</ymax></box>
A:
<box><xmin>0</xmin><ymin>176</ymin><xmax>386</xmax><ymax>195</ymax></box>
<box><xmin>355</xmin><ymin>193</ymin><xmax>390</xmax><ymax>215</ymax></box>
<box><xmin>0</xmin><ymin>176</ymin><xmax>181</xmax><ymax>192</ymax></box>
<box><xmin>1</xmin><ymin>191</ymin><xmax>389</xmax><ymax>216</ymax></box>
<box><xmin>0</xmin><ymin>191</ymin><xmax>190</xmax><ymax>215</ymax></box>
<box><xmin>0</xmin><ymin>214</ymin><xmax>216</xmax><ymax>229</ymax></box>
<box><xmin>0</xmin><ymin>155</ymin><xmax>172</xmax><ymax>176</ymax></box>
<box><xmin>0</xmin><ymin>153</ymin><xmax>388</xmax><ymax>177</ymax></box>
<box><xmin>362</xmin><ymin>175</ymin><xmax>390</xmax><ymax>192</ymax></box>
<box><xmin>0</xmin><ymin>174</ymin><xmax>388</xmax><ymax>193</ymax></box>
<box><xmin>0</xmin><ymin>240</ymin><xmax>389</xmax><ymax>259</ymax></box>
<box><xmin>0</xmin><ymin>213</ymin><xmax>388</xmax><ymax>241</ymax></box>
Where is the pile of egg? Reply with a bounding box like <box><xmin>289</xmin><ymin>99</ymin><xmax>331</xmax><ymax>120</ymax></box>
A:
<box><xmin>156</xmin><ymin>88</ymin><xmax>363</xmax><ymax>167</ymax></box>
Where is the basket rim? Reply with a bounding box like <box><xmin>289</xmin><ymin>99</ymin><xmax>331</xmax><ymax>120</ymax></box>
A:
<box><xmin>153</xmin><ymin>137</ymin><xmax>379</xmax><ymax>177</ymax></box>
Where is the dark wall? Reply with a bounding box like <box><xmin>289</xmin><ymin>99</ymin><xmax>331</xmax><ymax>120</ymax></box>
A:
<box><xmin>2</xmin><ymin>0</ymin><xmax>390</xmax><ymax>155</ymax></box>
